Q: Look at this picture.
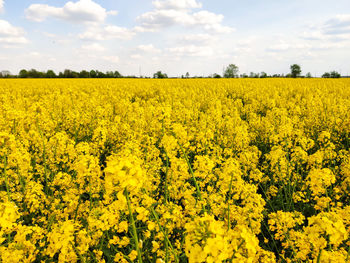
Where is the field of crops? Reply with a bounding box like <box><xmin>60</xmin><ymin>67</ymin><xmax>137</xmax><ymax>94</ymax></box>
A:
<box><xmin>0</xmin><ymin>79</ymin><xmax>350</xmax><ymax>262</ymax></box>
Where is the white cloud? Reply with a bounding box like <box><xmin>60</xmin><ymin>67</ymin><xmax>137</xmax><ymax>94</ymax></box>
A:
<box><xmin>203</xmin><ymin>23</ymin><xmax>235</xmax><ymax>34</ymax></box>
<box><xmin>136</xmin><ymin>4</ymin><xmax>234</xmax><ymax>33</ymax></box>
<box><xmin>266</xmin><ymin>42</ymin><xmax>290</xmax><ymax>52</ymax></box>
<box><xmin>0</xmin><ymin>0</ymin><xmax>4</xmax><ymax>13</ymax></box>
<box><xmin>324</xmin><ymin>15</ymin><xmax>350</xmax><ymax>35</ymax></box>
<box><xmin>0</xmin><ymin>19</ymin><xmax>28</xmax><ymax>45</ymax></box>
<box><xmin>43</xmin><ymin>32</ymin><xmax>57</xmax><ymax>38</ymax></box>
<box><xmin>130</xmin><ymin>54</ymin><xmax>142</xmax><ymax>60</ymax></box>
<box><xmin>180</xmin><ymin>33</ymin><xmax>211</xmax><ymax>41</ymax></box>
<box><xmin>133</xmin><ymin>26</ymin><xmax>157</xmax><ymax>33</ymax></box>
<box><xmin>137</xmin><ymin>44</ymin><xmax>161</xmax><ymax>53</ymax></box>
<box><xmin>101</xmin><ymin>56</ymin><xmax>119</xmax><ymax>64</ymax></box>
<box><xmin>137</xmin><ymin>9</ymin><xmax>191</xmax><ymax>29</ymax></box>
<box><xmin>77</xmin><ymin>54</ymin><xmax>120</xmax><ymax>64</ymax></box>
<box><xmin>153</xmin><ymin>0</ymin><xmax>202</xmax><ymax>10</ymax></box>
<box><xmin>0</xmin><ymin>20</ymin><xmax>23</xmax><ymax>36</ymax></box>
<box><xmin>41</xmin><ymin>32</ymin><xmax>73</xmax><ymax>45</ymax></box>
<box><xmin>300</xmin><ymin>31</ymin><xmax>326</xmax><ymax>41</ymax></box>
<box><xmin>25</xmin><ymin>0</ymin><xmax>116</xmax><ymax>24</ymax></box>
<box><xmin>107</xmin><ymin>10</ymin><xmax>118</xmax><ymax>16</ymax></box>
<box><xmin>79</xmin><ymin>25</ymin><xmax>135</xmax><ymax>41</ymax></box>
<box><xmin>233</xmin><ymin>46</ymin><xmax>251</xmax><ymax>53</ymax></box>
<box><xmin>29</xmin><ymin>52</ymin><xmax>40</xmax><ymax>56</ymax></box>
<box><xmin>167</xmin><ymin>45</ymin><xmax>214</xmax><ymax>57</ymax></box>
<box><xmin>301</xmin><ymin>14</ymin><xmax>350</xmax><ymax>42</ymax></box>
<box><xmin>26</xmin><ymin>4</ymin><xmax>61</xmax><ymax>22</ymax></box>
<box><xmin>320</xmin><ymin>15</ymin><xmax>350</xmax><ymax>41</ymax></box>
<box><xmin>190</xmin><ymin>11</ymin><xmax>234</xmax><ymax>33</ymax></box>
<box><xmin>81</xmin><ymin>43</ymin><xmax>106</xmax><ymax>52</ymax></box>
<box><xmin>310</xmin><ymin>42</ymin><xmax>347</xmax><ymax>51</ymax></box>
<box><xmin>177</xmin><ymin>33</ymin><xmax>214</xmax><ymax>45</ymax></box>
<box><xmin>192</xmin><ymin>10</ymin><xmax>222</xmax><ymax>25</ymax></box>
<box><xmin>266</xmin><ymin>40</ymin><xmax>311</xmax><ymax>53</ymax></box>
<box><xmin>105</xmin><ymin>26</ymin><xmax>135</xmax><ymax>39</ymax></box>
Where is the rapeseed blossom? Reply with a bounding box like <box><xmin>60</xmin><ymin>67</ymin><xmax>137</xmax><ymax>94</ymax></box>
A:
<box><xmin>0</xmin><ymin>78</ymin><xmax>349</xmax><ymax>262</ymax></box>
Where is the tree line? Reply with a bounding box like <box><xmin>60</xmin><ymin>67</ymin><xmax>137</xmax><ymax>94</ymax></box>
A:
<box><xmin>0</xmin><ymin>69</ymin><xmax>123</xmax><ymax>78</ymax></box>
<box><xmin>0</xmin><ymin>65</ymin><xmax>345</xmax><ymax>79</ymax></box>
<box><xmin>220</xmin><ymin>64</ymin><xmax>343</xmax><ymax>78</ymax></box>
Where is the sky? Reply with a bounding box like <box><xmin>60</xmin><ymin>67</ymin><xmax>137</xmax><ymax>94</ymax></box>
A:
<box><xmin>0</xmin><ymin>0</ymin><xmax>350</xmax><ymax>77</ymax></box>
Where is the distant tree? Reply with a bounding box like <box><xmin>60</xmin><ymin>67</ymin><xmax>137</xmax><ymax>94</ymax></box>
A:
<box><xmin>223</xmin><ymin>64</ymin><xmax>239</xmax><ymax>78</ymax></box>
<box><xmin>241</xmin><ymin>73</ymin><xmax>249</xmax><ymax>78</ymax></box>
<box><xmin>63</xmin><ymin>69</ymin><xmax>72</xmax><ymax>78</ymax></box>
<box><xmin>79</xmin><ymin>70</ymin><xmax>90</xmax><ymax>78</ymax></box>
<box><xmin>249</xmin><ymin>72</ymin><xmax>259</xmax><ymax>78</ymax></box>
<box><xmin>260</xmin><ymin>72</ymin><xmax>268</xmax><ymax>78</ymax></box>
<box><xmin>305</xmin><ymin>72</ymin><xmax>312</xmax><ymax>78</ymax></box>
<box><xmin>28</xmin><ymin>69</ymin><xmax>41</xmax><ymax>78</ymax></box>
<box><xmin>102</xmin><ymin>71</ymin><xmax>121</xmax><ymax>78</ymax></box>
<box><xmin>330</xmin><ymin>71</ymin><xmax>341</xmax><ymax>78</ymax></box>
<box><xmin>153</xmin><ymin>71</ymin><xmax>168</xmax><ymax>79</ymax></box>
<box><xmin>114</xmin><ymin>71</ymin><xmax>122</xmax><ymax>78</ymax></box>
<box><xmin>46</xmin><ymin>70</ymin><xmax>57</xmax><ymax>78</ymax></box>
<box><xmin>96</xmin><ymin>71</ymin><xmax>106</xmax><ymax>78</ymax></box>
<box><xmin>185</xmin><ymin>72</ymin><xmax>190</xmax><ymax>78</ymax></box>
<box><xmin>89</xmin><ymin>70</ymin><xmax>97</xmax><ymax>78</ymax></box>
<box><xmin>63</xmin><ymin>69</ymin><xmax>79</xmax><ymax>78</ymax></box>
<box><xmin>322</xmin><ymin>72</ymin><xmax>331</xmax><ymax>78</ymax></box>
<box><xmin>0</xmin><ymin>70</ymin><xmax>11</xmax><ymax>78</ymax></box>
<box><xmin>322</xmin><ymin>71</ymin><xmax>341</xmax><ymax>78</ymax></box>
<box><xmin>213</xmin><ymin>73</ymin><xmax>221</xmax><ymax>78</ymax></box>
<box><xmin>105</xmin><ymin>71</ymin><xmax>114</xmax><ymax>78</ymax></box>
<box><xmin>290</xmin><ymin>64</ymin><xmax>302</xmax><ymax>78</ymax></box>
<box><xmin>19</xmin><ymin>69</ymin><xmax>29</xmax><ymax>78</ymax></box>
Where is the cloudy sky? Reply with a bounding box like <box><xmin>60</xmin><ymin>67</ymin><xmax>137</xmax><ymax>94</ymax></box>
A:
<box><xmin>0</xmin><ymin>0</ymin><xmax>350</xmax><ymax>77</ymax></box>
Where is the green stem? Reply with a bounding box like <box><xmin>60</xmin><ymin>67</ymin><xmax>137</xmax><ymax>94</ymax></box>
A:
<box><xmin>3</xmin><ymin>155</ymin><xmax>11</xmax><ymax>201</ymax></box>
<box><xmin>164</xmin><ymin>153</ymin><xmax>169</xmax><ymax>204</ymax></box>
<box><xmin>161</xmin><ymin>119</ymin><xmax>170</xmax><ymax>204</ymax></box>
<box><xmin>229</xmin><ymin>239</ymin><xmax>245</xmax><ymax>261</ymax></box>
<box><xmin>261</xmin><ymin>220</ymin><xmax>280</xmax><ymax>257</ymax></box>
<box><xmin>36</xmin><ymin>119</ymin><xmax>49</xmax><ymax>195</ymax></box>
<box><xmin>150</xmin><ymin>206</ymin><xmax>179</xmax><ymax>263</ymax></box>
<box><xmin>227</xmin><ymin>171</ymin><xmax>234</xmax><ymax>230</ymax></box>
<box><xmin>174</xmin><ymin>135</ymin><xmax>203</xmax><ymax>203</ymax></box>
<box><xmin>125</xmin><ymin>188</ymin><xmax>143</xmax><ymax>263</ymax></box>
<box><xmin>74</xmin><ymin>198</ymin><xmax>82</xmax><ymax>222</ymax></box>
<box><xmin>316</xmin><ymin>249</ymin><xmax>322</xmax><ymax>263</ymax></box>
<box><xmin>258</xmin><ymin>183</ymin><xmax>276</xmax><ymax>213</ymax></box>
<box><xmin>325</xmin><ymin>189</ymin><xmax>330</xmax><ymax>212</ymax></box>
<box><xmin>70</xmin><ymin>241</ymin><xmax>86</xmax><ymax>263</ymax></box>
<box><xmin>165</xmin><ymin>228</ymin><xmax>169</xmax><ymax>263</ymax></box>
<box><xmin>288</xmin><ymin>180</ymin><xmax>297</xmax><ymax>211</ymax></box>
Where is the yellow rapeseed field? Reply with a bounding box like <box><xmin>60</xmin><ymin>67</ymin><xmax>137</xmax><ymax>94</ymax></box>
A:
<box><xmin>0</xmin><ymin>78</ymin><xmax>350</xmax><ymax>262</ymax></box>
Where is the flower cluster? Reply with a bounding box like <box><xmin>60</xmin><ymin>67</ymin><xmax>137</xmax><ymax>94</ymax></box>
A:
<box><xmin>0</xmin><ymin>78</ymin><xmax>350</xmax><ymax>262</ymax></box>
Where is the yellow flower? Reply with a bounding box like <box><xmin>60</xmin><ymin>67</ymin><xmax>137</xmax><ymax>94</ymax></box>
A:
<box><xmin>1</xmin><ymin>78</ymin><xmax>350</xmax><ymax>262</ymax></box>
<box><xmin>117</xmin><ymin>221</ymin><xmax>129</xmax><ymax>233</ymax></box>
<box><xmin>128</xmin><ymin>250</ymin><xmax>138</xmax><ymax>261</ymax></box>
<box><xmin>148</xmin><ymin>221</ymin><xmax>156</xmax><ymax>231</ymax></box>
<box><xmin>0</xmin><ymin>201</ymin><xmax>20</xmax><ymax>232</ymax></box>
<box><xmin>152</xmin><ymin>241</ymin><xmax>160</xmax><ymax>252</ymax></box>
